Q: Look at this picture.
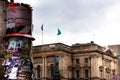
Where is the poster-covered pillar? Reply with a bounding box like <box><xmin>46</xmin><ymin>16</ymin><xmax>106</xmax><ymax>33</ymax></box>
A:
<box><xmin>3</xmin><ymin>35</ymin><xmax>34</xmax><ymax>80</ymax></box>
<box><xmin>2</xmin><ymin>0</ymin><xmax>35</xmax><ymax>79</ymax></box>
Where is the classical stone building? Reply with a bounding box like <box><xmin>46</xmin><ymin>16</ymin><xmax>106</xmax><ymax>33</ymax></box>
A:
<box><xmin>109</xmin><ymin>45</ymin><xmax>120</xmax><ymax>80</ymax></box>
<box><xmin>0</xmin><ymin>0</ymin><xmax>118</xmax><ymax>80</ymax></box>
<box><xmin>32</xmin><ymin>42</ymin><xmax>117</xmax><ymax>80</ymax></box>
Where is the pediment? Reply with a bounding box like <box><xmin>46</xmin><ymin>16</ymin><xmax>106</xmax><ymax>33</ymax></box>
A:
<box><xmin>104</xmin><ymin>48</ymin><xmax>115</xmax><ymax>57</ymax></box>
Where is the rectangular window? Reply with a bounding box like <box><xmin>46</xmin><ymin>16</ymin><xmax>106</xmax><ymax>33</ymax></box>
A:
<box><xmin>76</xmin><ymin>70</ymin><xmax>80</xmax><ymax>78</ymax></box>
<box><xmin>37</xmin><ymin>65</ymin><xmax>40</xmax><ymax>78</ymax></box>
<box><xmin>85</xmin><ymin>69</ymin><xmax>89</xmax><ymax>78</ymax></box>
<box><xmin>76</xmin><ymin>58</ymin><xmax>79</xmax><ymax>64</ymax></box>
<box><xmin>85</xmin><ymin>58</ymin><xmax>88</xmax><ymax>64</ymax></box>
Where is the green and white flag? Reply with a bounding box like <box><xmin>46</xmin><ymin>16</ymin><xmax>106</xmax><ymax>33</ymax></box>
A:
<box><xmin>57</xmin><ymin>29</ymin><xmax>61</xmax><ymax>35</ymax></box>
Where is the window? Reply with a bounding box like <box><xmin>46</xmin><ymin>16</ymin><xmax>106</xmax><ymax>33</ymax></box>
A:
<box><xmin>76</xmin><ymin>70</ymin><xmax>80</xmax><ymax>78</ymax></box>
<box><xmin>85</xmin><ymin>69</ymin><xmax>89</xmax><ymax>78</ymax></box>
<box><xmin>50</xmin><ymin>64</ymin><xmax>54</xmax><ymax>78</ymax></box>
<box><xmin>76</xmin><ymin>58</ymin><xmax>79</xmax><ymax>64</ymax></box>
<box><xmin>85</xmin><ymin>58</ymin><xmax>88</xmax><ymax>64</ymax></box>
<box><xmin>37</xmin><ymin>65</ymin><xmax>40</xmax><ymax>78</ymax></box>
<box><xmin>105</xmin><ymin>59</ymin><xmax>111</xmax><ymax>68</ymax></box>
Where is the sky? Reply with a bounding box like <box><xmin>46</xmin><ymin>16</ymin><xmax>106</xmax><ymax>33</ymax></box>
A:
<box><xmin>10</xmin><ymin>0</ymin><xmax>120</xmax><ymax>46</ymax></box>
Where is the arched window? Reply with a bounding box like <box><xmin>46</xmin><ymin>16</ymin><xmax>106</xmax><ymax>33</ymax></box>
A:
<box><xmin>37</xmin><ymin>65</ymin><xmax>40</xmax><ymax>78</ymax></box>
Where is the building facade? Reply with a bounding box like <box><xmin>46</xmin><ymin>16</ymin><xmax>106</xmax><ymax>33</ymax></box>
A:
<box><xmin>0</xmin><ymin>0</ymin><xmax>8</xmax><ymax>56</ymax></box>
<box><xmin>32</xmin><ymin>42</ymin><xmax>117</xmax><ymax>80</ymax></box>
<box><xmin>0</xmin><ymin>0</ymin><xmax>8</xmax><ymax>78</ymax></box>
<box><xmin>0</xmin><ymin>1</ymin><xmax>119</xmax><ymax>79</ymax></box>
<box><xmin>109</xmin><ymin>45</ymin><xmax>120</xmax><ymax>80</ymax></box>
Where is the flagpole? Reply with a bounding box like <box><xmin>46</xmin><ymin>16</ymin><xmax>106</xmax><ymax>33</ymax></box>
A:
<box><xmin>41</xmin><ymin>24</ymin><xmax>43</xmax><ymax>44</ymax></box>
<box><xmin>42</xmin><ymin>30</ymin><xmax>43</xmax><ymax>44</ymax></box>
<box><xmin>57</xmin><ymin>28</ymin><xmax>61</xmax><ymax>43</ymax></box>
<box><xmin>57</xmin><ymin>35</ymin><xmax>59</xmax><ymax>43</ymax></box>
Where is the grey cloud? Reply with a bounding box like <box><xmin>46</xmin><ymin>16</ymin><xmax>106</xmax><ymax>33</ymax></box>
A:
<box><xmin>33</xmin><ymin>0</ymin><xmax>120</xmax><ymax>35</ymax></box>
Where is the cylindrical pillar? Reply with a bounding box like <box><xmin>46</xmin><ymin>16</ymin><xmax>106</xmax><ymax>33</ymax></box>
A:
<box><xmin>2</xmin><ymin>1</ymin><xmax>35</xmax><ymax>80</ymax></box>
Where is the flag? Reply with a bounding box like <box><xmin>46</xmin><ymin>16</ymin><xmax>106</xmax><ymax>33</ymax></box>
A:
<box><xmin>41</xmin><ymin>24</ymin><xmax>43</xmax><ymax>31</ymax></box>
<box><xmin>57</xmin><ymin>28</ymin><xmax>61</xmax><ymax>35</ymax></box>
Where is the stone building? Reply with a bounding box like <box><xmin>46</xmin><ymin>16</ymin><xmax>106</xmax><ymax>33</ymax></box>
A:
<box><xmin>0</xmin><ymin>1</ymin><xmax>118</xmax><ymax>79</ymax></box>
<box><xmin>32</xmin><ymin>42</ymin><xmax>117</xmax><ymax>80</ymax></box>
<box><xmin>0</xmin><ymin>0</ymin><xmax>8</xmax><ymax>78</ymax></box>
<box><xmin>0</xmin><ymin>0</ymin><xmax>8</xmax><ymax>55</ymax></box>
<box><xmin>109</xmin><ymin>45</ymin><xmax>120</xmax><ymax>80</ymax></box>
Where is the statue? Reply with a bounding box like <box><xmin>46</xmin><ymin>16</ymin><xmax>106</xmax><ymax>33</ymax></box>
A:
<box><xmin>53</xmin><ymin>56</ymin><xmax>60</xmax><ymax>80</ymax></box>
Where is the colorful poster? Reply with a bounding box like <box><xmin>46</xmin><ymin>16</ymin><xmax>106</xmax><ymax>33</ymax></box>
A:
<box><xmin>8</xmin><ymin>66</ymin><xmax>18</xmax><ymax>79</ymax></box>
<box><xmin>5</xmin><ymin>37</ymin><xmax>30</xmax><ymax>58</ymax></box>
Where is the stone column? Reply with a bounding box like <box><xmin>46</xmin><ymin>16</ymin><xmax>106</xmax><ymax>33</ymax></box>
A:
<box><xmin>102</xmin><ymin>57</ymin><xmax>105</xmax><ymax>79</ymax></box>
<box><xmin>44</xmin><ymin>56</ymin><xmax>47</xmax><ymax>78</ymax></box>
<box><xmin>59</xmin><ymin>55</ymin><xmax>63</xmax><ymax>77</ymax></box>
<box><xmin>91</xmin><ymin>56</ymin><xmax>99</xmax><ymax>78</ymax></box>
<box><xmin>42</xmin><ymin>56</ymin><xmax>45</xmax><ymax>78</ymax></box>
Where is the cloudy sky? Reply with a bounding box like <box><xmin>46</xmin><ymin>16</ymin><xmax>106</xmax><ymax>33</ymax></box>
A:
<box><xmin>12</xmin><ymin>0</ymin><xmax>120</xmax><ymax>46</ymax></box>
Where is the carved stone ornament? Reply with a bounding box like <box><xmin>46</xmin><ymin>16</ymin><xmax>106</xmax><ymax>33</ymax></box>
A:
<box><xmin>105</xmin><ymin>67</ymin><xmax>111</xmax><ymax>73</ymax></box>
<box><xmin>99</xmin><ymin>66</ymin><xmax>103</xmax><ymax>72</ymax></box>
